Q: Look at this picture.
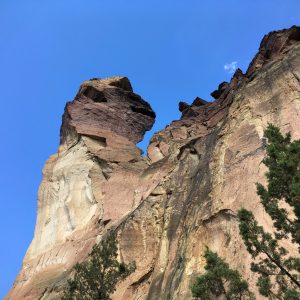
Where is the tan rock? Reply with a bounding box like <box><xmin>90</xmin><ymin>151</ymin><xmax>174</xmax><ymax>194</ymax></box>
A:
<box><xmin>7</xmin><ymin>26</ymin><xmax>300</xmax><ymax>299</ymax></box>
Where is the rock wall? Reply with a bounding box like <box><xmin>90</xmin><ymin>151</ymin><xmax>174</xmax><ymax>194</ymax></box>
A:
<box><xmin>7</xmin><ymin>26</ymin><xmax>300</xmax><ymax>299</ymax></box>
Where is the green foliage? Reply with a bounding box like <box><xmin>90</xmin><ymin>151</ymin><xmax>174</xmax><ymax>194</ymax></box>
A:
<box><xmin>62</xmin><ymin>233</ymin><xmax>135</xmax><ymax>300</ymax></box>
<box><xmin>238</xmin><ymin>124</ymin><xmax>300</xmax><ymax>299</ymax></box>
<box><xmin>191</xmin><ymin>248</ymin><xmax>255</xmax><ymax>300</ymax></box>
<box><xmin>257</xmin><ymin>124</ymin><xmax>300</xmax><ymax>245</ymax></box>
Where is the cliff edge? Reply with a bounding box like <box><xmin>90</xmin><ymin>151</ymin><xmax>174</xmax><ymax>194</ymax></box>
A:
<box><xmin>7</xmin><ymin>26</ymin><xmax>300</xmax><ymax>299</ymax></box>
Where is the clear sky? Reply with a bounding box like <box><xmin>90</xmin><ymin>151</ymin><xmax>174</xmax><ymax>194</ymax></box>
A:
<box><xmin>1</xmin><ymin>0</ymin><xmax>300</xmax><ymax>297</ymax></box>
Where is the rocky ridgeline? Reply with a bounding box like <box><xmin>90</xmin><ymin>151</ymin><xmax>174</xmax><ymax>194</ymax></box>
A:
<box><xmin>7</xmin><ymin>26</ymin><xmax>300</xmax><ymax>299</ymax></box>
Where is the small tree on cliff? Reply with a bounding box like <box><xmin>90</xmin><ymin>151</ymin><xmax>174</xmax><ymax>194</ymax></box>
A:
<box><xmin>191</xmin><ymin>248</ymin><xmax>255</xmax><ymax>300</ymax></box>
<box><xmin>62</xmin><ymin>232</ymin><xmax>135</xmax><ymax>300</ymax></box>
<box><xmin>238</xmin><ymin>124</ymin><xmax>300</xmax><ymax>299</ymax></box>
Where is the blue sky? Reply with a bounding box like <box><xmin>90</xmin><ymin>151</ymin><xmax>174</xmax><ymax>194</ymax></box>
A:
<box><xmin>1</xmin><ymin>0</ymin><xmax>300</xmax><ymax>297</ymax></box>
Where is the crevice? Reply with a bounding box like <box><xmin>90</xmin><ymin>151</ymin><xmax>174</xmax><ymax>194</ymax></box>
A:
<box><xmin>38</xmin><ymin>288</ymin><xmax>48</xmax><ymax>300</ymax></box>
<box><xmin>291</xmin><ymin>69</ymin><xmax>300</xmax><ymax>84</ymax></box>
<box><xmin>130</xmin><ymin>105</ymin><xmax>156</xmax><ymax>118</ymax></box>
<box><xmin>130</xmin><ymin>268</ymin><xmax>153</xmax><ymax>287</ymax></box>
<box><xmin>103</xmin><ymin>219</ymin><xmax>111</xmax><ymax>226</ymax></box>
<box><xmin>83</xmin><ymin>134</ymin><xmax>107</xmax><ymax>147</ymax></box>
<box><xmin>82</xmin><ymin>86</ymin><xmax>107</xmax><ymax>102</ymax></box>
<box><xmin>202</xmin><ymin>209</ymin><xmax>237</xmax><ymax>225</ymax></box>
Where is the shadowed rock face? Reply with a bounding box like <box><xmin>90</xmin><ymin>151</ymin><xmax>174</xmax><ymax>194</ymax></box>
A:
<box><xmin>7</xmin><ymin>26</ymin><xmax>300</xmax><ymax>300</ymax></box>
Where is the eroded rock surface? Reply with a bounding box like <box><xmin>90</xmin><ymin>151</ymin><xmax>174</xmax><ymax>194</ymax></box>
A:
<box><xmin>7</xmin><ymin>26</ymin><xmax>300</xmax><ymax>299</ymax></box>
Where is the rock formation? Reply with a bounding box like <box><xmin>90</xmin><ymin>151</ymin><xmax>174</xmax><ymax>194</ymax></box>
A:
<box><xmin>7</xmin><ymin>26</ymin><xmax>300</xmax><ymax>299</ymax></box>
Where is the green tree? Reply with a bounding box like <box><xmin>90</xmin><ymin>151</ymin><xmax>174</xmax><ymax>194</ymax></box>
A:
<box><xmin>191</xmin><ymin>248</ymin><xmax>255</xmax><ymax>300</ymax></box>
<box><xmin>62</xmin><ymin>233</ymin><xmax>135</xmax><ymax>300</ymax></box>
<box><xmin>238</xmin><ymin>124</ymin><xmax>300</xmax><ymax>299</ymax></box>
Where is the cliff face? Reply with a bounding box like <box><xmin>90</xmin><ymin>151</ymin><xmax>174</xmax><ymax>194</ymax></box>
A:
<box><xmin>7</xmin><ymin>26</ymin><xmax>300</xmax><ymax>299</ymax></box>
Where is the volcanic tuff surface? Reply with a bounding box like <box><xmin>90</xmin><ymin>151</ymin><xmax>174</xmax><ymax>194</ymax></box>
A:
<box><xmin>7</xmin><ymin>26</ymin><xmax>300</xmax><ymax>299</ymax></box>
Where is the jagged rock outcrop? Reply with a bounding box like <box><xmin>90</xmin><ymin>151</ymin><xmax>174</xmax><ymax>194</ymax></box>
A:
<box><xmin>7</xmin><ymin>76</ymin><xmax>158</xmax><ymax>299</ymax></box>
<box><xmin>7</xmin><ymin>26</ymin><xmax>300</xmax><ymax>299</ymax></box>
<box><xmin>61</xmin><ymin>76</ymin><xmax>155</xmax><ymax>147</ymax></box>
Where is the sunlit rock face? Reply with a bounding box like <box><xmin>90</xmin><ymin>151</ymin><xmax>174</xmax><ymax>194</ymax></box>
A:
<box><xmin>7</xmin><ymin>26</ymin><xmax>300</xmax><ymax>299</ymax></box>
<box><xmin>7</xmin><ymin>76</ymin><xmax>157</xmax><ymax>299</ymax></box>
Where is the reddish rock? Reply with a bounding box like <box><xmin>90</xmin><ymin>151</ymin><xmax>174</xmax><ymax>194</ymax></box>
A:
<box><xmin>246</xmin><ymin>25</ymin><xmax>300</xmax><ymax>77</ymax></box>
<box><xmin>60</xmin><ymin>76</ymin><xmax>156</xmax><ymax>147</ymax></box>
<box><xmin>211</xmin><ymin>81</ymin><xmax>229</xmax><ymax>99</ymax></box>
<box><xmin>7</xmin><ymin>26</ymin><xmax>300</xmax><ymax>300</ymax></box>
<box><xmin>191</xmin><ymin>97</ymin><xmax>208</xmax><ymax>106</ymax></box>
<box><xmin>178</xmin><ymin>101</ymin><xmax>189</xmax><ymax>112</ymax></box>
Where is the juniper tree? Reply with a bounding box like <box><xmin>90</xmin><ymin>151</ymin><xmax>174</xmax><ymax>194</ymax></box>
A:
<box><xmin>62</xmin><ymin>233</ymin><xmax>135</xmax><ymax>300</ymax></box>
<box><xmin>238</xmin><ymin>124</ymin><xmax>300</xmax><ymax>299</ymax></box>
<box><xmin>191</xmin><ymin>248</ymin><xmax>255</xmax><ymax>300</ymax></box>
